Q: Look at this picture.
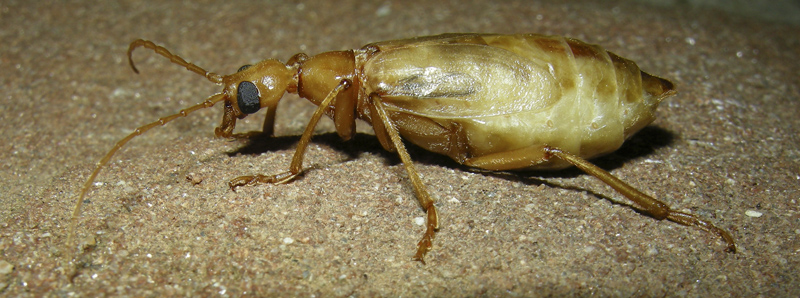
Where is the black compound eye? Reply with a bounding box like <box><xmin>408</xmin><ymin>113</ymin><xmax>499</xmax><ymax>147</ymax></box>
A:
<box><xmin>236</xmin><ymin>81</ymin><xmax>260</xmax><ymax>114</ymax></box>
<box><xmin>237</xmin><ymin>64</ymin><xmax>252</xmax><ymax>72</ymax></box>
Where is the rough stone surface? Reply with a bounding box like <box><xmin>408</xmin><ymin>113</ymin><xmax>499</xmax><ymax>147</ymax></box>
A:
<box><xmin>1</xmin><ymin>0</ymin><xmax>798</xmax><ymax>296</ymax></box>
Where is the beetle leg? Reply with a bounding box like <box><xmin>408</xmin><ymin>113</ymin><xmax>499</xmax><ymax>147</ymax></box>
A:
<box><xmin>368</xmin><ymin>98</ymin><xmax>395</xmax><ymax>153</ymax></box>
<box><xmin>543</xmin><ymin>146</ymin><xmax>736</xmax><ymax>253</ymax></box>
<box><xmin>214</xmin><ymin>99</ymin><xmax>274</xmax><ymax>139</ymax></box>
<box><xmin>260</xmin><ymin>100</ymin><xmax>278</xmax><ymax>137</ymax></box>
<box><xmin>369</xmin><ymin>93</ymin><xmax>439</xmax><ymax>264</ymax></box>
<box><xmin>383</xmin><ymin>113</ymin><xmax>471</xmax><ymax>163</ymax></box>
<box><xmin>228</xmin><ymin>79</ymin><xmax>352</xmax><ymax>189</ymax></box>
<box><xmin>332</xmin><ymin>82</ymin><xmax>357</xmax><ymax>141</ymax></box>
<box><xmin>463</xmin><ymin>144</ymin><xmax>550</xmax><ymax>171</ymax></box>
<box><xmin>214</xmin><ymin>100</ymin><xmax>238</xmax><ymax>138</ymax></box>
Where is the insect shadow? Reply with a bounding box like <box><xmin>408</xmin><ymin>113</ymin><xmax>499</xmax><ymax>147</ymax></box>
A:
<box><xmin>225</xmin><ymin>130</ymin><xmax>383</xmax><ymax>160</ymax></box>
<box><xmin>226</xmin><ymin>125</ymin><xmax>675</xmax><ymax>206</ymax></box>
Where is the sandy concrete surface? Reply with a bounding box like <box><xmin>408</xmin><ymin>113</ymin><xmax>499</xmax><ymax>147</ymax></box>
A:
<box><xmin>1</xmin><ymin>0</ymin><xmax>798</xmax><ymax>296</ymax></box>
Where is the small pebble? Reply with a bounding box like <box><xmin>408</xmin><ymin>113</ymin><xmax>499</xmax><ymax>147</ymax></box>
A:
<box><xmin>745</xmin><ymin>210</ymin><xmax>762</xmax><ymax>218</ymax></box>
<box><xmin>0</xmin><ymin>260</ymin><xmax>13</xmax><ymax>275</ymax></box>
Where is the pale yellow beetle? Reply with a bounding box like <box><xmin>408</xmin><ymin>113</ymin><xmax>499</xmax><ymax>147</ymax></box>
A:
<box><xmin>68</xmin><ymin>33</ymin><xmax>735</xmax><ymax>268</ymax></box>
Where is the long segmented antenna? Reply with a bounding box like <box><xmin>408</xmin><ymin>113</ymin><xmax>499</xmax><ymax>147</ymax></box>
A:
<box><xmin>66</xmin><ymin>93</ymin><xmax>226</xmax><ymax>266</ymax></box>
<box><xmin>66</xmin><ymin>40</ymin><xmax>231</xmax><ymax>272</ymax></box>
<box><xmin>127</xmin><ymin>39</ymin><xmax>224</xmax><ymax>84</ymax></box>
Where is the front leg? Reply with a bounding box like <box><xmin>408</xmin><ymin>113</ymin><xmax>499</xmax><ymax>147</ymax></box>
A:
<box><xmin>227</xmin><ymin>171</ymin><xmax>301</xmax><ymax>189</ymax></box>
<box><xmin>228</xmin><ymin>79</ymin><xmax>351</xmax><ymax>190</ymax></box>
<box><xmin>214</xmin><ymin>100</ymin><xmax>238</xmax><ymax>138</ymax></box>
<box><xmin>214</xmin><ymin>100</ymin><xmax>273</xmax><ymax>139</ymax></box>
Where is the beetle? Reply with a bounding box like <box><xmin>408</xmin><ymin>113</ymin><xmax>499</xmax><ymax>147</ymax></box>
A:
<box><xmin>67</xmin><ymin>33</ymin><xmax>735</xmax><ymax>267</ymax></box>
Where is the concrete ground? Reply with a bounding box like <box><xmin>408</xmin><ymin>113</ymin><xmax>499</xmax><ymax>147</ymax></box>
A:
<box><xmin>1</xmin><ymin>0</ymin><xmax>798</xmax><ymax>296</ymax></box>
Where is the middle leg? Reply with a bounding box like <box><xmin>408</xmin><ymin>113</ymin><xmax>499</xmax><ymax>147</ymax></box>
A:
<box><xmin>369</xmin><ymin>93</ymin><xmax>439</xmax><ymax>264</ymax></box>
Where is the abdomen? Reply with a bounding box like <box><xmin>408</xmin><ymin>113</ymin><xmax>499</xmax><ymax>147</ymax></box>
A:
<box><xmin>359</xmin><ymin>33</ymin><xmax>674</xmax><ymax>170</ymax></box>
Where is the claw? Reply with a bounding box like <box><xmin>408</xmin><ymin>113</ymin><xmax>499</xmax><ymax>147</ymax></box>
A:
<box><xmin>412</xmin><ymin>226</ymin><xmax>435</xmax><ymax>264</ymax></box>
<box><xmin>226</xmin><ymin>171</ymin><xmax>302</xmax><ymax>191</ymax></box>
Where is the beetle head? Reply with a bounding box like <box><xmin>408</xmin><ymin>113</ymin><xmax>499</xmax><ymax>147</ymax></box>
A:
<box><xmin>222</xmin><ymin>59</ymin><xmax>295</xmax><ymax>118</ymax></box>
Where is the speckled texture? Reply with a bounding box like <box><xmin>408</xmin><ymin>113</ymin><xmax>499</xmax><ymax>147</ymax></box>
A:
<box><xmin>1</xmin><ymin>0</ymin><xmax>798</xmax><ymax>296</ymax></box>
